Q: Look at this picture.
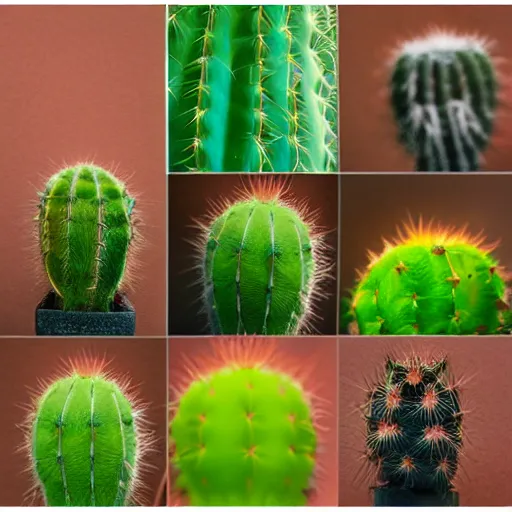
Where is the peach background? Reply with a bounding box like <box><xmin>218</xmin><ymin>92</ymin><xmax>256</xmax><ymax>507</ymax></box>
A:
<box><xmin>339</xmin><ymin>5</ymin><xmax>512</xmax><ymax>172</ymax></box>
<box><xmin>339</xmin><ymin>336</ymin><xmax>512</xmax><ymax>506</ymax></box>
<box><xmin>169</xmin><ymin>336</ymin><xmax>339</xmax><ymax>506</ymax></box>
<box><xmin>0</xmin><ymin>6</ymin><xmax>166</xmax><ymax>335</ymax></box>
<box><xmin>0</xmin><ymin>337</ymin><xmax>167</xmax><ymax>506</ymax></box>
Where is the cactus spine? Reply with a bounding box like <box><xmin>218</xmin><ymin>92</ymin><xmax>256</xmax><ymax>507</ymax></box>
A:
<box><xmin>168</xmin><ymin>5</ymin><xmax>338</xmax><ymax>173</ymax></box>
<box><xmin>390</xmin><ymin>31</ymin><xmax>498</xmax><ymax>172</ymax></box>
<box><xmin>38</xmin><ymin>164</ymin><xmax>135</xmax><ymax>312</ymax></box>
<box><xmin>365</xmin><ymin>355</ymin><xmax>462</xmax><ymax>502</ymax></box>
<box><xmin>346</xmin><ymin>219</ymin><xmax>510</xmax><ymax>335</ymax></box>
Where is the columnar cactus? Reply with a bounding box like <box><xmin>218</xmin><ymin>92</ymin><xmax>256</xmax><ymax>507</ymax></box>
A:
<box><xmin>346</xmin><ymin>219</ymin><xmax>510</xmax><ymax>335</ymax></box>
<box><xmin>168</xmin><ymin>5</ymin><xmax>338</xmax><ymax>173</ymax></box>
<box><xmin>390</xmin><ymin>31</ymin><xmax>498</xmax><ymax>172</ymax></box>
<box><xmin>364</xmin><ymin>355</ymin><xmax>463</xmax><ymax>501</ymax></box>
<box><xmin>27</xmin><ymin>359</ymin><xmax>146</xmax><ymax>506</ymax></box>
<box><xmin>197</xmin><ymin>179</ymin><xmax>329</xmax><ymax>335</ymax></box>
<box><xmin>170</xmin><ymin>339</ymin><xmax>318</xmax><ymax>506</ymax></box>
<box><xmin>38</xmin><ymin>164</ymin><xmax>135</xmax><ymax>312</ymax></box>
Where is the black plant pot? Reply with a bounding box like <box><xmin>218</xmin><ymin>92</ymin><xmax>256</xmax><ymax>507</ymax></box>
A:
<box><xmin>36</xmin><ymin>290</ymin><xmax>136</xmax><ymax>336</ymax></box>
<box><xmin>374</xmin><ymin>488</ymin><xmax>459</xmax><ymax>507</ymax></box>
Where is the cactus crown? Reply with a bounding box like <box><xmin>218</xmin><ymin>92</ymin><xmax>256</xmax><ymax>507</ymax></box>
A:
<box><xmin>390</xmin><ymin>30</ymin><xmax>498</xmax><ymax>172</ymax></box>
<box><xmin>365</xmin><ymin>354</ymin><xmax>463</xmax><ymax>493</ymax></box>
<box><xmin>37</xmin><ymin>164</ymin><xmax>136</xmax><ymax>312</ymax></box>
<box><xmin>168</xmin><ymin>5</ymin><xmax>338</xmax><ymax>173</ymax></box>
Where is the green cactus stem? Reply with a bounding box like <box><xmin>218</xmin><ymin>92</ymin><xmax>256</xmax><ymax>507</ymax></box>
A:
<box><xmin>168</xmin><ymin>5</ymin><xmax>338</xmax><ymax>173</ymax></box>
<box><xmin>390</xmin><ymin>31</ymin><xmax>498</xmax><ymax>172</ymax></box>
<box><xmin>38</xmin><ymin>164</ymin><xmax>135</xmax><ymax>312</ymax></box>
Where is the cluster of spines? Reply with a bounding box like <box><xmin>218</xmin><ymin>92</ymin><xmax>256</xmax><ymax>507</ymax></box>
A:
<box><xmin>365</xmin><ymin>356</ymin><xmax>463</xmax><ymax>493</ymax></box>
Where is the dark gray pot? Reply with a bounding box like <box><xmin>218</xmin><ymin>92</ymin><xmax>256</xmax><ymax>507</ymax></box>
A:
<box><xmin>374</xmin><ymin>488</ymin><xmax>459</xmax><ymax>507</ymax></box>
<box><xmin>36</xmin><ymin>291</ymin><xmax>136</xmax><ymax>336</ymax></box>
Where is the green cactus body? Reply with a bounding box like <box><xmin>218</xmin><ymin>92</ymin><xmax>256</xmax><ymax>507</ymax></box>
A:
<box><xmin>390</xmin><ymin>32</ymin><xmax>498</xmax><ymax>172</ymax></box>
<box><xmin>171</xmin><ymin>366</ymin><xmax>317</xmax><ymax>506</ymax></box>
<box><xmin>31</xmin><ymin>373</ymin><xmax>137</xmax><ymax>506</ymax></box>
<box><xmin>365</xmin><ymin>356</ymin><xmax>462</xmax><ymax>494</ymax></box>
<box><xmin>168</xmin><ymin>5</ymin><xmax>338</xmax><ymax>173</ymax></box>
<box><xmin>350</xmin><ymin>227</ymin><xmax>508</xmax><ymax>335</ymax></box>
<box><xmin>38</xmin><ymin>165</ymin><xmax>135</xmax><ymax>312</ymax></box>
<box><xmin>204</xmin><ymin>196</ymin><xmax>316</xmax><ymax>335</ymax></box>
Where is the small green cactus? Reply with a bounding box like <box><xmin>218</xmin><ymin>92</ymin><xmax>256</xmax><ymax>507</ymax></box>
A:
<box><xmin>168</xmin><ymin>5</ymin><xmax>338</xmax><ymax>173</ymax></box>
<box><xmin>345</xmin><ymin>219</ymin><xmax>510</xmax><ymax>335</ymax></box>
<box><xmin>38</xmin><ymin>164</ymin><xmax>135</xmax><ymax>312</ymax></box>
<box><xmin>390</xmin><ymin>30</ymin><xmax>498</xmax><ymax>172</ymax></box>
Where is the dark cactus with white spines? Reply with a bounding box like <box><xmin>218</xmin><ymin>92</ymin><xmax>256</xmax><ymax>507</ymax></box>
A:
<box><xmin>38</xmin><ymin>164</ymin><xmax>135</xmax><ymax>312</ymax></box>
<box><xmin>390</xmin><ymin>31</ymin><xmax>498</xmax><ymax>172</ymax></box>
<box><xmin>365</xmin><ymin>356</ymin><xmax>463</xmax><ymax>495</ymax></box>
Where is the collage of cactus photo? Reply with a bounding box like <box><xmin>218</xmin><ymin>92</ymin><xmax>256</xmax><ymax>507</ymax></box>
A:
<box><xmin>0</xmin><ymin>1</ymin><xmax>511</xmax><ymax>509</ymax></box>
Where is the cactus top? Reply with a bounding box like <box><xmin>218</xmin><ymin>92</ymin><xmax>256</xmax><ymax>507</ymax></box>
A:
<box><xmin>397</xmin><ymin>32</ymin><xmax>489</xmax><ymax>58</ymax></box>
<box><xmin>38</xmin><ymin>165</ymin><xmax>135</xmax><ymax>312</ymax></box>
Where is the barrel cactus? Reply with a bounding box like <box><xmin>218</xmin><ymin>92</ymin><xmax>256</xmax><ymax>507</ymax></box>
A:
<box><xmin>344</xmin><ymin>219</ymin><xmax>511</xmax><ymax>335</ymax></box>
<box><xmin>37</xmin><ymin>164</ymin><xmax>136</xmax><ymax>312</ymax></box>
<box><xmin>168</xmin><ymin>5</ymin><xmax>338</xmax><ymax>173</ymax></box>
<box><xmin>390</xmin><ymin>30</ymin><xmax>498</xmax><ymax>172</ymax></box>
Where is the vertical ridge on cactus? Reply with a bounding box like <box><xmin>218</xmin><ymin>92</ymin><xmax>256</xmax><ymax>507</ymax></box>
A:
<box><xmin>168</xmin><ymin>5</ymin><xmax>338</xmax><ymax>173</ymax></box>
<box><xmin>389</xmin><ymin>30</ymin><xmax>498</xmax><ymax>172</ymax></box>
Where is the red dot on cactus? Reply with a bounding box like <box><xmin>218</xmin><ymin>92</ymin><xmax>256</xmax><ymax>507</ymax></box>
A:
<box><xmin>199</xmin><ymin>413</ymin><xmax>206</xmax><ymax>423</ymax></box>
<box><xmin>406</xmin><ymin>367</ymin><xmax>422</xmax><ymax>386</ymax></box>
<box><xmin>288</xmin><ymin>413</ymin><xmax>296</xmax><ymax>423</ymax></box>
<box><xmin>424</xmin><ymin>425</ymin><xmax>448</xmax><ymax>442</ymax></box>
<box><xmin>400</xmin><ymin>456</ymin><xmax>415</xmax><ymax>472</ymax></box>
<box><xmin>385</xmin><ymin>387</ymin><xmax>401</xmax><ymax>410</ymax></box>
<box><xmin>247</xmin><ymin>445</ymin><xmax>257</xmax><ymax>457</ymax></box>
<box><xmin>377</xmin><ymin>421</ymin><xmax>400</xmax><ymax>439</ymax></box>
<box><xmin>437</xmin><ymin>458</ymin><xmax>450</xmax><ymax>474</ymax></box>
<box><xmin>421</xmin><ymin>388</ymin><xmax>438</xmax><ymax>410</ymax></box>
<box><xmin>246</xmin><ymin>412</ymin><xmax>254</xmax><ymax>420</ymax></box>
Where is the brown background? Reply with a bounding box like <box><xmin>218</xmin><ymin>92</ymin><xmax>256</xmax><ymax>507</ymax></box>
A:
<box><xmin>169</xmin><ymin>336</ymin><xmax>339</xmax><ymax>506</ymax></box>
<box><xmin>168</xmin><ymin>174</ymin><xmax>339</xmax><ymax>335</ymax></box>
<box><xmin>339</xmin><ymin>5</ymin><xmax>512</xmax><ymax>172</ymax></box>
<box><xmin>0</xmin><ymin>337</ymin><xmax>167</xmax><ymax>506</ymax></box>
<box><xmin>0</xmin><ymin>6</ymin><xmax>166</xmax><ymax>335</ymax></box>
<box><xmin>339</xmin><ymin>336</ymin><xmax>512</xmax><ymax>506</ymax></box>
<box><xmin>340</xmin><ymin>174</ymin><xmax>512</xmax><ymax>306</ymax></box>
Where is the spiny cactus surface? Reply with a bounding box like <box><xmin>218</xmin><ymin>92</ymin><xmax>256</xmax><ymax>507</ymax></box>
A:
<box><xmin>168</xmin><ymin>5</ymin><xmax>338</xmax><ymax>173</ymax></box>
<box><xmin>38</xmin><ymin>165</ymin><xmax>135</xmax><ymax>312</ymax></box>
<box><xmin>390</xmin><ymin>32</ymin><xmax>498</xmax><ymax>172</ymax></box>
<box><xmin>365</xmin><ymin>356</ymin><xmax>462</xmax><ymax>494</ymax></box>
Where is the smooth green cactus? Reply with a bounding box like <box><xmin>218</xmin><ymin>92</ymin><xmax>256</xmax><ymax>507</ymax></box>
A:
<box><xmin>30</xmin><ymin>370</ymin><xmax>139</xmax><ymax>506</ymax></box>
<box><xmin>170</xmin><ymin>364</ymin><xmax>317</xmax><ymax>505</ymax></box>
<box><xmin>390</xmin><ymin>31</ymin><xmax>498</xmax><ymax>172</ymax></box>
<box><xmin>345</xmin><ymin>220</ymin><xmax>510</xmax><ymax>335</ymax></box>
<box><xmin>168</xmin><ymin>5</ymin><xmax>338</xmax><ymax>173</ymax></box>
<box><xmin>38</xmin><ymin>164</ymin><xmax>135</xmax><ymax>312</ymax></box>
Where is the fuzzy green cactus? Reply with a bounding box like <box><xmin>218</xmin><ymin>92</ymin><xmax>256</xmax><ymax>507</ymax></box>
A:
<box><xmin>365</xmin><ymin>355</ymin><xmax>462</xmax><ymax>505</ymax></box>
<box><xmin>38</xmin><ymin>164</ymin><xmax>135</xmax><ymax>312</ymax></box>
<box><xmin>198</xmin><ymin>182</ymin><xmax>327</xmax><ymax>335</ymax></box>
<box><xmin>170</xmin><ymin>355</ymin><xmax>317</xmax><ymax>505</ymax></box>
<box><xmin>345</xmin><ymin>220</ymin><xmax>510</xmax><ymax>335</ymax></box>
<box><xmin>168</xmin><ymin>5</ymin><xmax>338</xmax><ymax>173</ymax></box>
<box><xmin>29</xmin><ymin>367</ymin><xmax>141</xmax><ymax>506</ymax></box>
<box><xmin>390</xmin><ymin>31</ymin><xmax>498</xmax><ymax>172</ymax></box>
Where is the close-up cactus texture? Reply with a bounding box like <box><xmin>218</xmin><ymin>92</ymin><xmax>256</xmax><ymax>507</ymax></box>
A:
<box><xmin>169</xmin><ymin>339</ymin><xmax>319</xmax><ymax>506</ymax></box>
<box><xmin>168</xmin><ymin>5</ymin><xmax>338</xmax><ymax>173</ymax></box>
<box><xmin>38</xmin><ymin>164</ymin><xmax>136</xmax><ymax>312</ymax></box>
<box><xmin>344</xmin><ymin>219</ymin><xmax>511</xmax><ymax>335</ymax></box>
<box><xmin>26</xmin><ymin>359</ymin><xmax>147</xmax><ymax>506</ymax></box>
<box><xmin>195</xmin><ymin>180</ymin><xmax>330</xmax><ymax>335</ymax></box>
<box><xmin>364</xmin><ymin>355</ymin><xmax>462</xmax><ymax>504</ymax></box>
<box><xmin>390</xmin><ymin>31</ymin><xmax>499</xmax><ymax>172</ymax></box>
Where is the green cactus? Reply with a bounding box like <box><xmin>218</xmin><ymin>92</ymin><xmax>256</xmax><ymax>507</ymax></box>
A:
<box><xmin>345</xmin><ymin>220</ymin><xmax>510</xmax><ymax>335</ymax></box>
<box><xmin>168</xmin><ymin>5</ymin><xmax>338</xmax><ymax>173</ymax></box>
<box><xmin>390</xmin><ymin>31</ymin><xmax>498</xmax><ymax>172</ymax></box>
<box><xmin>365</xmin><ymin>355</ymin><xmax>462</xmax><ymax>502</ymax></box>
<box><xmin>170</xmin><ymin>360</ymin><xmax>317</xmax><ymax>505</ymax></box>
<box><xmin>30</xmin><ymin>369</ymin><xmax>139</xmax><ymax>506</ymax></box>
<box><xmin>38</xmin><ymin>164</ymin><xmax>135</xmax><ymax>312</ymax></box>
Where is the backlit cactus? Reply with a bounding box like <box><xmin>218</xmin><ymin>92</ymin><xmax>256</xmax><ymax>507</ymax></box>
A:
<box><xmin>346</xmin><ymin>219</ymin><xmax>510</xmax><ymax>335</ymax></box>
<box><xmin>390</xmin><ymin>31</ymin><xmax>498</xmax><ymax>172</ymax></box>
<box><xmin>170</xmin><ymin>339</ymin><xmax>318</xmax><ymax>506</ymax></box>
<box><xmin>168</xmin><ymin>5</ymin><xmax>338</xmax><ymax>173</ymax></box>
<box><xmin>38</xmin><ymin>164</ymin><xmax>135</xmax><ymax>312</ymax></box>
<box><xmin>364</xmin><ymin>355</ymin><xmax>462</xmax><ymax>501</ymax></box>
<box><xmin>196</xmin><ymin>180</ymin><xmax>328</xmax><ymax>335</ymax></box>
